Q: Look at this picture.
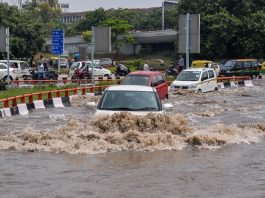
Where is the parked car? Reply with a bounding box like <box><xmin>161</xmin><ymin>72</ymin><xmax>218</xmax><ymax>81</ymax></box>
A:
<box><xmin>0</xmin><ymin>62</ymin><xmax>17</xmax><ymax>80</ymax></box>
<box><xmin>53</xmin><ymin>57</ymin><xmax>68</xmax><ymax>68</ymax></box>
<box><xmin>121</xmin><ymin>71</ymin><xmax>168</xmax><ymax>99</ymax></box>
<box><xmin>100</xmin><ymin>58</ymin><xmax>112</xmax><ymax>67</ymax></box>
<box><xmin>69</xmin><ymin>61</ymin><xmax>86</xmax><ymax>76</ymax></box>
<box><xmin>88</xmin><ymin>63</ymin><xmax>112</xmax><ymax>77</ymax></box>
<box><xmin>88</xmin><ymin>85</ymin><xmax>173</xmax><ymax>116</ymax></box>
<box><xmin>0</xmin><ymin>60</ymin><xmax>31</xmax><ymax>79</ymax></box>
<box><xmin>170</xmin><ymin>68</ymin><xmax>218</xmax><ymax>93</ymax></box>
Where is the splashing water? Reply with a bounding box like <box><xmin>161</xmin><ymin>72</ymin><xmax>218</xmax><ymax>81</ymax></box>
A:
<box><xmin>0</xmin><ymin>112</ymin><xmax>265</xmax><ymax>154</ymax></box>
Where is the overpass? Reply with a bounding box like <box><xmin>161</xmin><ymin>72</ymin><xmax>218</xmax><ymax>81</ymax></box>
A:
<box><xmin>45</xmin><ymin>29</ymin><xmax>178</xmax><ymax>56</ymax></box>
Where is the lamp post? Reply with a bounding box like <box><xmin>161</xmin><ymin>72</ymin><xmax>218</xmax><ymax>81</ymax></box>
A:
<box><xmin>162</xmin><ymin>0</ymin><xmax>179</xmax><ymax>30</ymax></box>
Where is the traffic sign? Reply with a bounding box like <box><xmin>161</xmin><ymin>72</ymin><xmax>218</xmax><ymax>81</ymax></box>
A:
<box><xmin>52</xmin><ymin>29</ymin><xmax>64</xmax><ymax>55</ymax></box>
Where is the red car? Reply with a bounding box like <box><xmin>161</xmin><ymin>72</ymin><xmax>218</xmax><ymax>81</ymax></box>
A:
<box><xmin>121</xmin><ymin>71</ymin><xmax>168</xmax><ymax>99</ymax></box>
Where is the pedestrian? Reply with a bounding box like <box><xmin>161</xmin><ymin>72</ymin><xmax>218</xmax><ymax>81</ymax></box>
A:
<box><xmin>177</xmin><ymin>55</ymin><xmax>184</xmax><ymax>72</ymax></box>
<box><xmin>143</xmin><ymin>61</ymin><xmax>150</xmax><ymax>71</ymax></box>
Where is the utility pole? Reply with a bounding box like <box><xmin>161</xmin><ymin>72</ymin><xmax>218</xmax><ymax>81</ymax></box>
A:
<box><xmin>185</xmin><ymin>13</ymin><xmax>190</xmax><ymax>69</ymax></box>
<box><xmin>91</xmin><ymin>27</ymin><xmax>95</xmax><ymax>85</ymax></box>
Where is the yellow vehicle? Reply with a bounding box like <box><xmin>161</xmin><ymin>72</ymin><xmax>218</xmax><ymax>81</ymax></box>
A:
<box><xmin>191</xmin><ymin>60</ymin><xmax>213</xmax><ymax>68</ymax></box>
<box><xmin>261</xmin><ymin>62</ymin><xmax>265</xmax><ymax>70</ymax></box>
<box><xmin>191</xmin><ymin>60</ymin><xmax>220</xmax><ymax>76</ymax></box>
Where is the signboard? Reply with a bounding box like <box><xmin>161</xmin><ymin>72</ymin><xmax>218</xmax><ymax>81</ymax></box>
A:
<box><xmin>0</xmin><ymin>27</ymin><xmax>7</xmax><ymax>52</ymax></box>
<box><xmin>178</xmin><ymin>14</ymin><xmax>200</xmax><ymax>53</ymax></box>
<box><xmin>52</xmin><ymin>29</ymin><xmax>64</xmax><ymax>55</ymax></box>
<box><xmin>94</xmin><ymin>27</ymin><xmax>111</xmax><ymax>53</ymax></box>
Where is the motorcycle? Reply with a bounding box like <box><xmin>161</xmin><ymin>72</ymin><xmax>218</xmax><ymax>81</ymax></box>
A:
<box><xmin>165</xmin><ymin>65</ymin><xmax>179</xmax><ymax>76</ymax></box>
<box><xmin>115</xmin><ymin>64</ymin><xmax>130</xmax><ymax>77</ymax></box>
<box><xmin>71</xmin><ymin>65</ymin><xmax>91</xmax><ymax>80</ymax></box>
<box><xmin>29</xmin><ymin>68</ymin><xmax>58</xmax><ymax>80</ymax></box>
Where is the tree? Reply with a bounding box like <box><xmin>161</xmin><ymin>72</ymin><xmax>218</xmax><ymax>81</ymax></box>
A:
<box><xmin>100</xmin><ymin>18</ymin><xmax>134</xmax><ymax>55</ymax></box>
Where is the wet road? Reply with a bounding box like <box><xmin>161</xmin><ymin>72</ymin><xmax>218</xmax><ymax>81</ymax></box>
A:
<box><xmin>0</xmin><ymin>79</ymin><xmax>265</xmax><ymax>197</ymax></box>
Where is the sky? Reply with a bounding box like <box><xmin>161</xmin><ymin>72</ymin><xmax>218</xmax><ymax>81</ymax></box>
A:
<box><xmin>2</xmin><ymin>0</ymin><xmax>166</xmax><ymax>12</ymax></box>
<box><xmin>60</xmin><ymin>0</ymin><xmax>165</xmax><ymax>12</ymax></box>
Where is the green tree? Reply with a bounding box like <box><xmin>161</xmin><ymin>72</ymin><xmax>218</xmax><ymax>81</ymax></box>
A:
<box><xmin>100</xmin><ymin>18</ymin><xmax>134</xmax><ymax>55</ymax></box>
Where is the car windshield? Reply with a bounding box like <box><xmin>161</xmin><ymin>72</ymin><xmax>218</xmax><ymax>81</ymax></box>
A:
<box><xmin>99</xmin><ymin>90</ymin><xmax>159</xmax><ymax>111</ymax></box>
<box><xmin>176</xmin><ymin>71</ymin><xmax>201</xmax><ymax>81</ymax></box>
<box><xmin>122</xmin><ymin>75</ymin><xmax>149</xmax><ymax>86</ymax></box>
<box><xmin>224</xmin><ymin>61</ymin><xmax>236</xmax><ymax>67</ymax></box>
<box><xmin>70</xmin><ymin>62</ymin><xmax>80</xmax><ymax>69</ymax></box>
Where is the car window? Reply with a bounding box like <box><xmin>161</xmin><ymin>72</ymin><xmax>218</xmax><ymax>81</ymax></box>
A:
<box><xmin>201</xmin><ymin>71</ymin><xmax>208</xmax><ymax>81</ymax></box>
<box><xmin>243</xmin><ymin>61</ymin><xmax>251</xmax><ymax>68</ymax></box>
<box><xmin>21</xmin><ymin>62</ymin><xmax>28</xmax><ymax>69</ymax></box>
<box><xmin>157</xmin><ymin>74</ymin><xmax>165</xmax><ymax>84</ymax></box>
<box><xmin>250</xmin><ymin>61</ymin><xmax>258</xmax><ymax>67</ymax></box>
<box><xmin>177</xmin><ymin>71</ymin><xmax>201</xmax><ymax>81</ymax></box>
<box><xmin>224</xmin><ymin>61</ymin><xmax>236</xmax><ymax>67</ymax></box>
<box><xmin>151</xmin><ymin>75</ymin><xmax>159</xmax><ymax>87</ymax></box>
<box><xmin>0</xmin><ymin>64</ymin><xmax>6</xmax><ymax>69</ymax></box>
<box><xmin>208</xmin><ymin>70</ymin><xmax>215</xmax><ymax>78</ymax></box>
<box><xmin>99</xmin><ymin>90</ymin><xmax>159</xmax><ymax>110</ymax></box>
<box><xmin>122</xmin><ymin>75</ymin><xmax>149</xmax><ymax>86</ymax></box>
<box><xmin>11</xmin><ymin>62</ymin><xmax>18</xmax><ymax>68</ymax></box>
<box><xmin>235</xmin><ymin>61</ymin><xmax>243</xmax><ymax>69</ymax></box>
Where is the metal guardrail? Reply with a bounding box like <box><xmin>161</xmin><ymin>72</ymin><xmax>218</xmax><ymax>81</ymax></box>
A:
<box><xmin>0</xmin><ymin>85</ymin><xmax>109</xmax><ymax>109</ymax></box>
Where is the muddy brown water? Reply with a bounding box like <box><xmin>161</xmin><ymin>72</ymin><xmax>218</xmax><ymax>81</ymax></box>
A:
<box><xmin>1</xmin><ymin>79</ymin><xmax>265</xmax><ymax>197</ymax></box>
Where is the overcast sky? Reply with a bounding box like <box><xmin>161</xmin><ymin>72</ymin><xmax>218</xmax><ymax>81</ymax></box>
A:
<box><xmin>2</xmin><ymin>0</ymin><xmax>167</xmax><ymax>12</ymax></box>
<box><xmin>59</xmin><ymin>0</ymin><xmax>165</xmax><ymax>12</ymax></box>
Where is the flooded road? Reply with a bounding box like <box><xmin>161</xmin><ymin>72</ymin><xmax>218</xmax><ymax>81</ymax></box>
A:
<box><xmin>0</xmin><ymin>79</ymin><xmax>265</xmax><ymax>197</ymax></box>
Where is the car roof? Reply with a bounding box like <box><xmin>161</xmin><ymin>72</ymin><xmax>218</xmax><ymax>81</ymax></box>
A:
<box><xmin>128</xmin><ymin>71</ymin><xmax>162</xmax><ymax>75</ymax></box>
<box><xmin>0</xmin><ymin>60</ymin><xmax>25</xmax><ymax>63</ymax></box>
<box><xmin>106</xmin><ymin>85</ymin><xmax>156</xmax><ymax>92</ymax></box>
<box><xmin>183</xmin><ymin>68</ymin><xmax>213</xmax><ymax>72</ymax></box>
<box><xmin>228</xmin><ymin>59</ymin><xmax>257</xmax><ymax>61</ymax></box>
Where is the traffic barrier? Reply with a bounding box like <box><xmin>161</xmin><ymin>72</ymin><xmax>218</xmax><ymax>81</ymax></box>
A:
<box><xmin>17</xmin><ymin>103</ymin><xmax>29</xmax><ymax>115</ymax></box>
<box><xmin>33</xmin><ymin>100</ymin><xmax>45</xmax><ymax>109</ymax></box>
<box><xmin>53</xmin><ymin>97</ymin><xmax>64</xmax><ymax>108</ymax></box>
<box><xmin>244</xmin><ymin>80</ymin><xmax>254</xmax><ymax>87</ymax></box>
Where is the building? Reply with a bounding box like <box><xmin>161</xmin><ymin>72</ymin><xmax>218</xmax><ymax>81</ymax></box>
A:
<box><xmin>59</xmin><ymin>11</ymin><xmax>87</xmax><ymax>23</ymax></box>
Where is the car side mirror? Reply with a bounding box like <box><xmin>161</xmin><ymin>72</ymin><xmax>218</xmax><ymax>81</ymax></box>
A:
<box><xmin>163</xmin><ymin>103</ymin><xmax>173</xmax><ymax>111</ymax></box>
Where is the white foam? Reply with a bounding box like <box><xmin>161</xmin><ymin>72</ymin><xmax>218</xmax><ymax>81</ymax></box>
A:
<box><xmin>217</xmin><ymin>82</ymin><xmax>225</xmax><ymax>89</ymax></box>
<box><xmin>17</xmin><ymin>103</ymin><xmax>29</xmax><ymax>115</ymax></box>
<box><xmin>33</xmin><ymin>100</ymin><xmax>45</xmax><ymax>109</ymax></box>
<box><xmin>52</xmin><ymin>97</ymin><xmax>64</xmax><ymax>108</ymax></box>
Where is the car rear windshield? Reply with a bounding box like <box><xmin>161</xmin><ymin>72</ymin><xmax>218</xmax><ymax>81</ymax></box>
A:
<box><xmin>99</xmin><ymin>90</ymin><xmax>159</xmax><ymax>111</ymax></box>
<box><xmin>122</xmin><ymin>75</ymin><xmax>149</xmax><ymax>86</ymax></box>
<box><xmin>177</xmin><ymin>71</ymin><xmax>201</xmax><ymax>81</ymax></box>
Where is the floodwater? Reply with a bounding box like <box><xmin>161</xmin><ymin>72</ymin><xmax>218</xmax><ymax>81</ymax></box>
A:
<box><xmin>1</xmin><ymin>79</ymin><xmax>265</xmax><ymax>197</ymax></box>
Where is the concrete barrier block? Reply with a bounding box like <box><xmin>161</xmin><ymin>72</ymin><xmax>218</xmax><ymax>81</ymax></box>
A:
<box><xmin>17</xmin><ymin>104</ymin><xmax>29</xmax><ymax>115</ymax></box>
<box><xmin>33</xmin><ymin>100</ymin><xmax>45</xmax><ymax>109</ymax></box>
<box><xmin>52</xmin><ymin>97</ymin><xmax>64</xmax><ymax>108</ymax></box>
<box><xmin>244</xmin><ymin>80</ymin><xmax>254</xmax><ymax>87</ymax></box>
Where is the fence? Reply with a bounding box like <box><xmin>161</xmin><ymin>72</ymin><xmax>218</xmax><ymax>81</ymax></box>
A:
<box><xmin>0</xmin><ymin>85</ymin><xmax>109</xmax><ymax>109</ymax></box>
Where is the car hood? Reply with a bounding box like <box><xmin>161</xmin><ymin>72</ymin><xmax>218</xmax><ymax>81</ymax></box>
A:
<box><xmin>171</xmin><ymin>81</ymin><xmax>198</xmax><ymax>86</ymax></box>
<box><xmin>94</xmin><ymin>109</ymin><xmax>163</xmax><ymax>116</ymax></box>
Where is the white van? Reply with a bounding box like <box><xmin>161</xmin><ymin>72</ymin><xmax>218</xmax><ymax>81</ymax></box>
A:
<box><xmin>0</xmin><ymin>60</ymin><xmax>31</xmax><ymax>79</ymax></box>
<box><xmin>170</xmin><ymin>68</ymin><xmax>218</xmax><ymax>93</ymax></box>
<box><xmin>0</xmin><ymin>62</ymin><xmax>17</xmax><ymax>80</ymax></box>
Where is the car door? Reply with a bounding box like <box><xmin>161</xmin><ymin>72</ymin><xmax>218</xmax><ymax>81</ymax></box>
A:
<box><xmin>20</xmin><ymin>61</ymin><xmax>30</xmax><ymax>77</ymax></box>
<box><xmin>0</xmin><ymin>63</ymin><xmax>7</xmax><ymax>78</ymax></box>
<box><xmin>207</xmin><ymin>69</ymin><xmax>217</xmax><ymax>91</ymax></box>
<box><xmin>200</xmin><ymin>71</ymin><xmax>210</xmax><ymax>92</ymax></box>
<box><xmin>150</xmin><ymin>75</ymin><xmax>162</xmax><ymax>98</ymax></box>
<box><xmin>156</xmin><ymin>74</ymin><xmax>168</xmax><ymax>99</ymax></box>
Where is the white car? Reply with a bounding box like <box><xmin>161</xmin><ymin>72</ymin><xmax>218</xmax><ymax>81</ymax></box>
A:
<box><xmin>0</xmin><ymin>62</ymin><xmax>17</xmax><ymax>80</ymax></box>
<box><xmin>170</xmin><ymin>68</ymin><xmax>218</xmax><ymax>93</ymax></box>
<box><xmin>0</xmin><ymin>60</ymin><xmax>30</xmax><ymax>79</ymax></box>
<box><xmin>87</xmin><ymin>63</ymin><xmax>112</xmax><ymax>77</ymax></box>
<box><xmin>88</xmin><ymin>85</ymin><xmax>173</xmax><ymax>116</ymax></box>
